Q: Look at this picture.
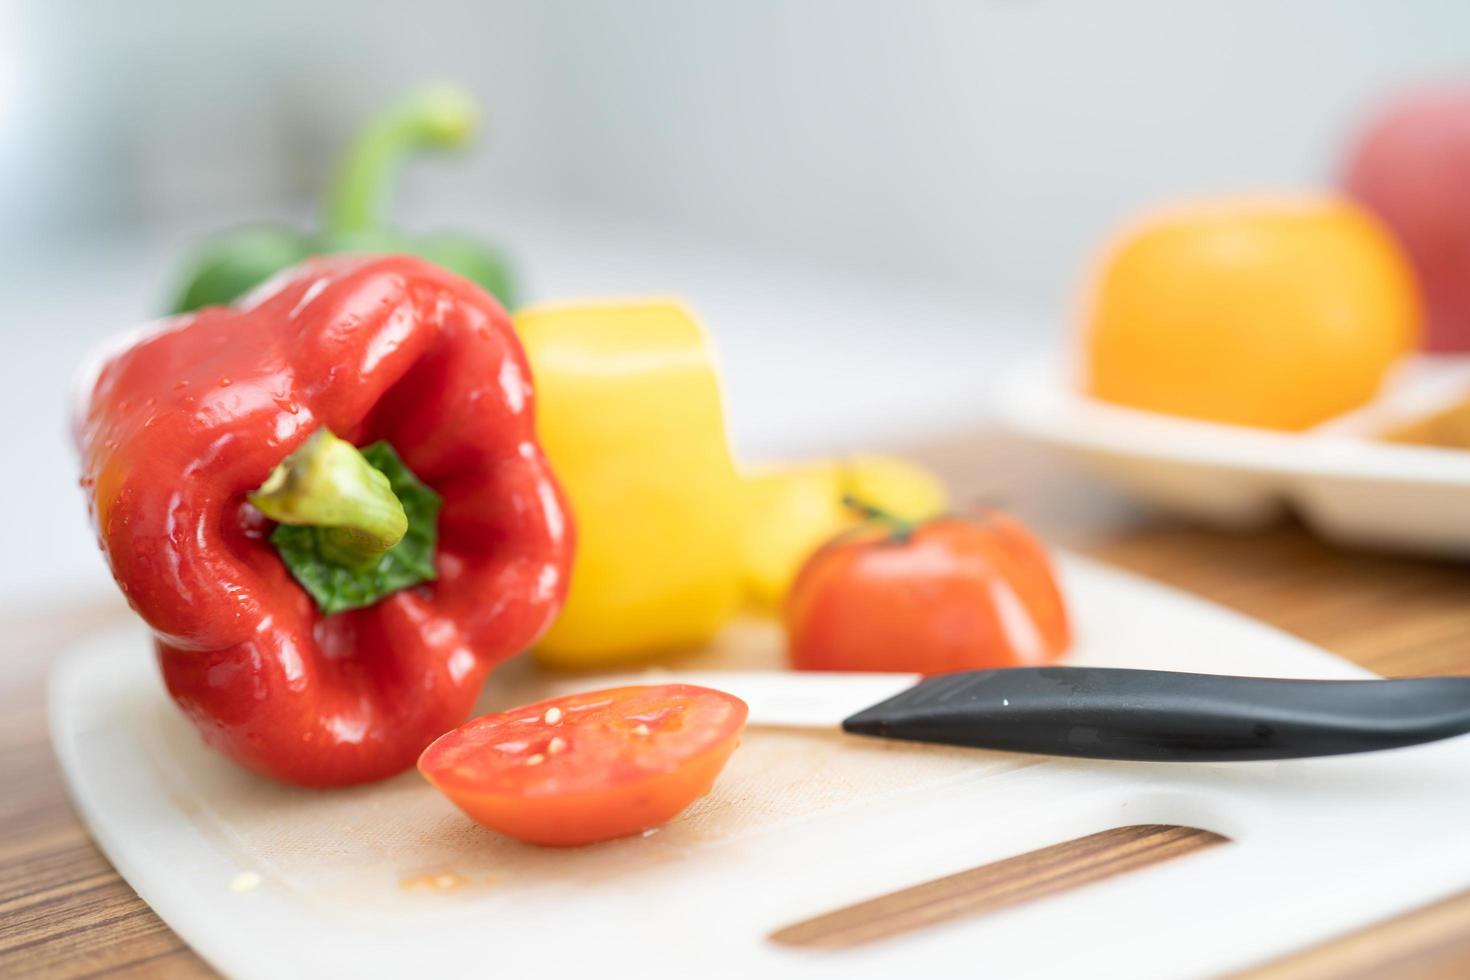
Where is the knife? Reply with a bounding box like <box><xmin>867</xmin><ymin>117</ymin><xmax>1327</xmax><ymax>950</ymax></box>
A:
<box><xmin>548</xmin><ymin>667</ymin><xmax>1470</xmax><ymax>762</ymax></box>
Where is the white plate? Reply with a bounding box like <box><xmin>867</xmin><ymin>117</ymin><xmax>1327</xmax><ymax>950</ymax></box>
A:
<box><xmin>999</xmin><ymin>351</ymin><xmax>1470</xmax><ymax>558</ymax></box>
<box><xmin>49</xmin><ymin>555</ymin><xmax>1470</xmax><ymax>979</ymax></box>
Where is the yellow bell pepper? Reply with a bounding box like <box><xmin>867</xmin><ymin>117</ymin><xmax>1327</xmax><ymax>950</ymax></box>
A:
<box><xmin>741</xmin><ymin>456</ymin><xmax>947</xmax><ymax>611</ymax></box>
<box><xmin>515</xmin><ymin>299</ymin><xmax>747</xmax><ymax>666</ymax></box>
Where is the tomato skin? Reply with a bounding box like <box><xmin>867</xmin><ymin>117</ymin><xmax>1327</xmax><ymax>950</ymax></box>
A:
<box><xmin>785</xmin><ymin>513</ymin><xmax>1070</xmax><ymax>675</ymax></box>
<box><xmin>418</xmin><ymin>685</ymin><xmax>746</xmax><ymax>847</ymax></box>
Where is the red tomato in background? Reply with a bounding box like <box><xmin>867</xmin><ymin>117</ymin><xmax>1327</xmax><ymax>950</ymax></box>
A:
<box><xmin>419</xmin><ymin>685</ymin><xmax>747</xmax><ymax>847</ymax></box>
<box><xmin>785</xmin><ymin>511</ymin><xmax>1070</xmax><ymax>675</ymax></box>
<box><xmin>1344</xmin><ymin>85</ymin><xmax>1470</xmax><ymax>351</ymax></box>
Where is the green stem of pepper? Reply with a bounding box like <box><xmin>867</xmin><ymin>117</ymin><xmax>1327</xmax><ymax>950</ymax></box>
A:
<box><xmin>323</xmin><ymin>84</ymin><xmax>478</xmax><ymax>238</ymax></box>
<box><xmin>249</xmin><ymin>429</ymin><xmax>408</xmax><ymax>571</ymax></box>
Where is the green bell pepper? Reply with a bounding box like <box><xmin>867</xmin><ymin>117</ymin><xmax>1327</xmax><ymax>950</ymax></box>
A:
<box><xmin>170</xmin><ymin>84</ymin><xmax>517</xmax><ymax>314</ymax></box>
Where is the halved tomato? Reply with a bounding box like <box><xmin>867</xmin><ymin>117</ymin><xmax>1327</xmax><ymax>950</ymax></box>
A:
<box><xmin>418</xmin><ymin>684</ymin><xmax>747</xmax><ymax>846</ymax></box>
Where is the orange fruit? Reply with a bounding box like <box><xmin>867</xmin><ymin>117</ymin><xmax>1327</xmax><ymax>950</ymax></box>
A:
<box><xmin>1082</xmin><ymin>194</ymin><xmax>1420</xmax><ymax>430</ymax></box>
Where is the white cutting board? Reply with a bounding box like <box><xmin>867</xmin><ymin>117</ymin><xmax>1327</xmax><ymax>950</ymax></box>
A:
<box><xmin>999</xmin><ymin>352</ymin><xmax>1470</xmax><ymax>558</ymax></box>
<box><xmin>49</xmin><ymin>555</ymin><xmax>1470</xmax><ymax>979</ymax></box>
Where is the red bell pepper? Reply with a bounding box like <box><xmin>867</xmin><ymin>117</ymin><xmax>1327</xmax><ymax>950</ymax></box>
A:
<box><xmin>76</xmin><ymin>255</ymin><xmax>574</xmax><ymax>787</ymax></box>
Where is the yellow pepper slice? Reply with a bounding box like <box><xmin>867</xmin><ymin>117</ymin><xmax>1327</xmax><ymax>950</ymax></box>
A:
<box><xmin>516</xmin><ymin>299</ymin><xmax>747</xmax><ymax>666</ymax></box>
<box><xmin>741</xmin><ymin>456</ymin><xmax>947</xmax><ymax>611</ymax></box>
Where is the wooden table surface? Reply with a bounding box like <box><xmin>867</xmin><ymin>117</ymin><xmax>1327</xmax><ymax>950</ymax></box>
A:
<box><xmin>5</xmin><ymin>430</ymin><xmax>1470</xmax><ymax>978</ymax></box>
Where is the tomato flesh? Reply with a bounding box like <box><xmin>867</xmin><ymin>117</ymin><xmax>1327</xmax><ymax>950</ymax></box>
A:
<box><xmin>418</xmin><ymin>684</ymin><xmax>747</xmax><ymax>846</ymax></box>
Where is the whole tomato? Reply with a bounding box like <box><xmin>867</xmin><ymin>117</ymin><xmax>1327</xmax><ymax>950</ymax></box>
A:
<box><xmin>784</xmin><ymin>505</ymin><xmax>1070</xmax><ymax>675</ymax></box>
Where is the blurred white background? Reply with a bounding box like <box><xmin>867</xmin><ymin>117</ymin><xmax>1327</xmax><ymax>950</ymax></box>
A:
<box><xmin>2</xmin><ymin>0</ymin><xmax>1467</xmax><ymax>604</ymax></box>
